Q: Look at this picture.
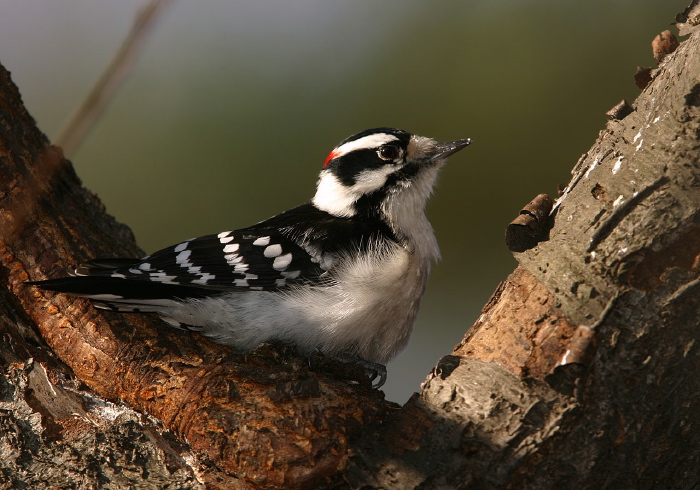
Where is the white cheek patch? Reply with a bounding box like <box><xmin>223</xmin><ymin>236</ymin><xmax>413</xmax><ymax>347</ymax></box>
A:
<box><xmin>313</xmin><ymin>172</ymin><xmax>357</xmax><ymax>217</ymax></box>
<box><xmin>353</xmin><ymin>166</ymin><xmax>397</xmax><ymax>193</ymax></box>
<box><xmin>312</xmin><ymin>164</ymin><xmax>402</xmax><ymax>217</ymax></box>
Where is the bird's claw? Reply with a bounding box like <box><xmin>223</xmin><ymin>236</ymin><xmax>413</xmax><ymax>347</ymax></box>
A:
<box><xmin>309</xmin><ymin>349</ymin><xmax>387</xmax><ymax>388</ymax></box>
<box><xmin>369</xmin><ymin>365</ymin><xmax>387</xmax><ymax>389</ymax></box>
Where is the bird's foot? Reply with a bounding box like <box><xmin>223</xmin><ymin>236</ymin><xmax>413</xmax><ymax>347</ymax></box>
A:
<box><xmin>308</xmin><ymin>349</ymin><xmax>387</xmax><ymax>388</ymax></box>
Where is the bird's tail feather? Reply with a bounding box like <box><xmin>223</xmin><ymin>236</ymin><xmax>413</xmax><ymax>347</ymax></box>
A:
<box><xmin>27</xmin><ymin>276</ymin><xmax>214</xmax><ymax>301</ymax></box>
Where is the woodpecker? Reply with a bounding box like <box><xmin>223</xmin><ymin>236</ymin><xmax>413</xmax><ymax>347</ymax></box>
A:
<box><xmin>30</xmin><ymin>128</ymin><xmax>471</xmax><ymax>387</ymax></box>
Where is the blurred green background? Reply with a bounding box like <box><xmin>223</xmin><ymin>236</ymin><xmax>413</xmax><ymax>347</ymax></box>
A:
<box><xmin>0</xmin><ymin>1</ymin><xmax>688</xmax><ymax>402</ymax></box>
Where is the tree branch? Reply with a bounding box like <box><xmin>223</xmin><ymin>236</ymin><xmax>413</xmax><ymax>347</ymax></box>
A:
<box><xmin>1</xmin><ymin>8</ymin><xmax>699</xmax><ymax>490</ymax></box>
<box><xmin>54</xmin><ymin>0</ymin><xmax>173</xmax><ymax>157</ymax></box>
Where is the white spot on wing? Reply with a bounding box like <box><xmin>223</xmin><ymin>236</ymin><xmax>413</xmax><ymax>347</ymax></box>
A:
<box><xmin>174</xmin><ymin>241</ymin><xmax>189</xmax><ymax>253</ymax></box>
<box><xmin>253</xmin><ymin>236</ymin><xmax>270</xmax><ymax>246</ymax></box>
<box><xmin>225</xmin><ymin>254</ymin><xmax>243</xmax><ymax>265</ymax></box>
<box><xmin>273</xmin><ymin>253</ymin><xmax>293</xmax><ymax>270</ymax></box>
<box><xmin>176</xmin><ymin>250</ymin><xmax>192</xmax><ymax>266</ymax></box>
<box><xmin>191</xmin><ymin>274</ymin><xmax>215</xmax><ymax>285</ymax></box>
<box><xmin>148</xmin><ymin>271</ymin><xmax>178</xmax><ymax>283</ymax></box>
<box><xmin>173</xmin><ymin>249</ymin><xmax>216</xmax><ymax>285</ymax></box>
<box><xmin>223</xmin><ymin>243</ymin><xmax>239</xmax><ymax>253</ymax></box>
<box><xmin>264</xmin><ymin>244</ymin><xmax>283</xmax><ymax>258</ymax></box>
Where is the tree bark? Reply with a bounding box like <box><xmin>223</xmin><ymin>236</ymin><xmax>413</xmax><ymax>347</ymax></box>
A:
<box><xmin>1</xmin><ymin>7</ymin><xmax>699</xmax><ymax>489</ymax></box>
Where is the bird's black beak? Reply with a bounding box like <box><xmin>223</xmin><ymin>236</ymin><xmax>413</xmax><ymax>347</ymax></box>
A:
<box><xmin>431</xmin><ymin>138</ymin><xmax>472</xmax><ymax>161</ymax></box>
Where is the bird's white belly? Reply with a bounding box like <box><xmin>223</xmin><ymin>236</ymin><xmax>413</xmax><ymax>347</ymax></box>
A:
<box><xmin>160</xmin><ymin>244</ymin><xmax>429</xmax><ymax>364</ymax></box>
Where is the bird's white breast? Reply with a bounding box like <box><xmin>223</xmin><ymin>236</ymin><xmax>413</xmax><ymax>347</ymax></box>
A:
<box><xmin>158</xmin><ymin>241</ymin><xmax>429</xmax><ymax>364</ymax></box>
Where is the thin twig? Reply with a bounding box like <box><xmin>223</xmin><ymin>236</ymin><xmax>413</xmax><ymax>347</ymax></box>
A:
<box><xmin>55</xmin><ymin>0</ymin><xmax>173</xmax><ymax>158</ymax></box>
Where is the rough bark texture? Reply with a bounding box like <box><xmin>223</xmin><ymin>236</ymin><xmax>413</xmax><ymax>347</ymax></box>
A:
<box><xmin>1</xmin><ymin>7</ymin><xmax>699</xmax><ymax>489</ymax></box>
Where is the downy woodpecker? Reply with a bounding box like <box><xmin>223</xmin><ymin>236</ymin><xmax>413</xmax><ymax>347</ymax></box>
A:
<box><xmin>30</xmin><ymin>128</ymin><xmax>471</xmax><ymax>387</ymax></box>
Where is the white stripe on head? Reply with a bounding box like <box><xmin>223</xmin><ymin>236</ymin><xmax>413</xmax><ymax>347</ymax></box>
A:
<box><xmin>325</xmin><ymin>133</ymin><xmax>400</xmax><ymax>166</ymax></box>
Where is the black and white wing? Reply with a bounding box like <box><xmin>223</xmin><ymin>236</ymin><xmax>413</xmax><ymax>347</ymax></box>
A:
<box><xmin>29</xmin><ymin>226</ymin><xmax>329</xmax><ymax>307</ymax></box>
<box><xmin>29</xmin><ymin>202</ymin><xmax>396</xmax><ymax>313</ymax></box>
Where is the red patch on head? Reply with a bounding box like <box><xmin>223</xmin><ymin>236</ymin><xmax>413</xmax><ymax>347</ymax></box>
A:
<box><xmin>323</xmin><ymin>149</ymin><xmax>339</xmax><ymax>168</ymax></box>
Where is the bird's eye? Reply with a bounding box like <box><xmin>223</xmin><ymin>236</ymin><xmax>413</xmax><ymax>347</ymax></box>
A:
<box><xmin>378</xmin><ymin>145</ymin><xmax>399</xmax><ymax>161</ymax></box>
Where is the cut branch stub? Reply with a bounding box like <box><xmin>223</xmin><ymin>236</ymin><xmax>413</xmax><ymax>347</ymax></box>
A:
<box><xmin>505</xmin><ymin>193</ymin><xmax>554</xmax><ymax>253</ymax></box>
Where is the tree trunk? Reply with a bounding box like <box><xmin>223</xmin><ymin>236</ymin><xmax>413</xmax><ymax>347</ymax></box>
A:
<box><xmin>1</xmin><ymin>7</ymin><xmax>699</xmax><ymax>490</ymax></box>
